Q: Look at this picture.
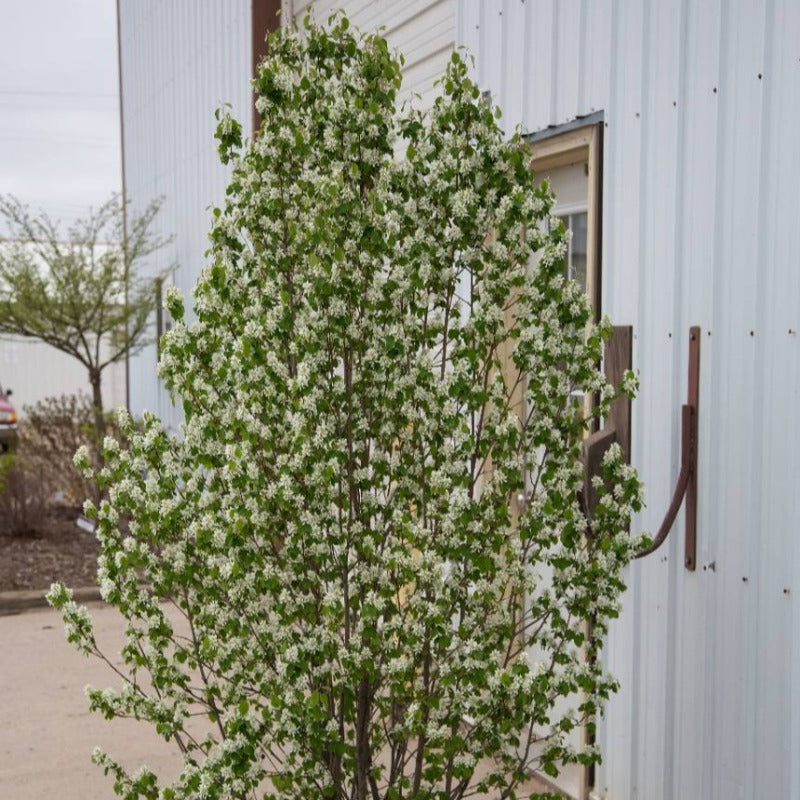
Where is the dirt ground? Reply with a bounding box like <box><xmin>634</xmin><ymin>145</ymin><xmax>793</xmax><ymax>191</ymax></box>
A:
<box><xmin>0</xmin><ymin>506</ymin><xmax>99</xmax><ymax>592</ymax></box>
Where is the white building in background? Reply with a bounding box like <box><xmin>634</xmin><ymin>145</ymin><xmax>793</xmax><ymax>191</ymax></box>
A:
<box><xmin>118</xmin><ymin>3</ymin><xmax>800</xmax><ymax>799</ymax></box>
<box><xmin>0</xmin><ymin>335</ymin><xmax>126</xmax><ymax>415</ymax></box>
<box><xmin>117</xmin><ymin>1</ymin><xmax>261</xmax><ymax>429</ymax></box>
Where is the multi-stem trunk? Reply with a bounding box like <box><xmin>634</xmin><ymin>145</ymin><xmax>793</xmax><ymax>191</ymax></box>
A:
<box><xmin>355</xmin><ymin>675</ymin><xmax>371</xmax><ymax>800</ymax></box>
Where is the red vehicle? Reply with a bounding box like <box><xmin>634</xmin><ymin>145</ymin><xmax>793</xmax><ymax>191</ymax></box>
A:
<box><xmin>0</xmin><ymin>383</ymin><xmax>17</xmax><ymax>452</ymax></box>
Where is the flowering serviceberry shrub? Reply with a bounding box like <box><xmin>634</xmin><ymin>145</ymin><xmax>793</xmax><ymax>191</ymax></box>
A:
<box><xmin>49</xmin><ymin>16</ymin><xmax>645</xmax><ymax>800</ymax></box>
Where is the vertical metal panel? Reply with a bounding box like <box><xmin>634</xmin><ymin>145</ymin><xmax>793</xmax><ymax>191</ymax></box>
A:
<box><xmin>600</xmin><ymin>2</ymin><xmax>647</xmax><ymax>792</ymax></box>
<box><xmin>746</xmin><ymin>1</ymin><xmax>799</xmax><ymax>796</ymax></box>
<box><xmin>455</xmin><ymin>0</ymin><xmax>800</xmax><ymax>797</ymax></box>
<box><xmin>479</xmin><ymin>3</ymin><xmax>504</xmax><ymax>110</ymax></box>
<box><xmin>629</xmin><ymin>0</ymin><xmax>683</xmax><ymax>793</ymax></box>
<box><xmin>583</xmin><ymin>0</ymin><xmax>612</xmax><ymax>115</ymax></box>
<box><xmin>294</xmin><ymin>0</ymin><xmax>455</xmax><ymax>113</ymax></box>
<box><xmin>119</xmin><ymin>0</ymin><xmax>252</xmax><ymax>428</ymax></box>
<box><xmin>457</xmin><ymin>0</ymin><xmax>480</xmax><ymax>85</ymax></box>
<box><xmin>668</xmin><ymin>1</ymin><xmax>720</xmax><ymax>797</ymax></box>
<box><xmin>758</xmin><ymin>6</ymin><xmax>800</xmax><ymax>797</ymax></box>
<box><xmin>526</xmin><ymin>0</ymin><xmax>556</xmax><ymax>133</ymax></box>
<box><xmin>551</xmin><ymin>0</ymin><xmax>581</xmax><ymax>124</ymax></box>
<box><xmin>705</xmin><ymin>1</ymin><xmax>766</xmax><ymax>797</ymax></box>
<box><xmin>500</xmin><ymin>0</ymin><xmax>526</xmax><ymax>135</ymax></box>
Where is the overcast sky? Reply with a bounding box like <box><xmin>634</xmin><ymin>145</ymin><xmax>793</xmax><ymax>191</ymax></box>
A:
<box><xmin>0</xmin><ymin>0</ymin><xmax>120</xmax><ymax>233</ymax></box>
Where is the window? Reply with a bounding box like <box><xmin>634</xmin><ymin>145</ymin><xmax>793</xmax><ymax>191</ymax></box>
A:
<box><xmin>529</xmin><ymin>116</ymin><xmax>602</xmax><ymax>318</ymax></box>
<box><xmin>154</xmin><ymin>275</ymin><xmax>173</xmax><ymax>359</ymax></box>
<box><xmin>531</xmin><ymin>118</ymin><xmax>603</xmax><ymax>430</ymax></box>
<box><xmin>557</xmin><ymin>210</ymin><xmax>588</xmax><ymax>293</ymax></box>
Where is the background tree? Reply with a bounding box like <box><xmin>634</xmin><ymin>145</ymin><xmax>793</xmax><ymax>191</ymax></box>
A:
<box><xmin>50</xmin><ymin>17</ymin><xmax>645</xmax><ymax>800</ymax></box>
<box><xmin>0</xmin><ymin>194</ymin><xmax>169</xmax><ymax>432</ymax></box>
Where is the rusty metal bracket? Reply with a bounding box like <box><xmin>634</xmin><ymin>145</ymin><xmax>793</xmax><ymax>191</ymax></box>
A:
<box><xmin>583</xmin><ymin>326</ymin><xmax>701</xmax><ymax>571</ymax></box>
<box><xmin>635</xmin><ymin>326</ymin><xmax>700</xmax><ymax>569</ymax></box>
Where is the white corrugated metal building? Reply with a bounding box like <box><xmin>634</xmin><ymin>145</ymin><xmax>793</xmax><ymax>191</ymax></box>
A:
<box><xmin>118</xmin><ymin>0</ymin><xmax>259</xmax><ymax>429</ymax></box>
<box><xmin>118</xmin><ymin>2</ymin><xmax>800</xmax><ymax>798</ymax></box>
<box><xmin>456</xmin><ymin>3</ymin><xmax>800</xmax><ymax>799</ymax></box>
<box><xmin>119</xmin><ymin>0</ymin><xmax>453</xmax><ymax>429</ymax></box>
<box><xmin>0</xmin><ymin>336</ymin><xmax>125</xmax><ymax>414</ymax></box>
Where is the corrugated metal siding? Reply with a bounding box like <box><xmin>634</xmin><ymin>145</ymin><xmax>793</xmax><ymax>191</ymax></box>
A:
<box><xmin>118</xmin><ymin>0</ymin><xmax>252</xmax><ymax>428</ymax></box>
<box><xmin>289</xmin><ymin>0</ymin><xmax>455</xmax><ymax>111</ymax></box>
<box><xmin>457</xmin><ymin>1</ymin><xmax>800</xmax><ymax>799</ymax></box>
<box><xmin>120</xmin><ymin>1</ymin><xmax>453</xmax><ymax>427</ymax></box>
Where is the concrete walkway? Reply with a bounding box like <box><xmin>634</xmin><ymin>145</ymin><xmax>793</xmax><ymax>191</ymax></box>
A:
<box><xmin>0</xmin><ymin>603</ymin><xmax>561</xmax><ymax>799</ymax></box>
<box><xmin>0</xmin><ymin>603</ymin><xmax>182</xmax><ymax>799</ymax></box>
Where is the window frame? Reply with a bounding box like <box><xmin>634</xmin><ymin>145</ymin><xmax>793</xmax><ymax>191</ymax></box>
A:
<box><xmin>527</xmin><ymin>117</ymin><xmax>604</xmax><ymax>324</ymax></box>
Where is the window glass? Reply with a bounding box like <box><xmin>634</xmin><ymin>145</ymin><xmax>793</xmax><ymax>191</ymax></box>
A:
<box><xmin>568</xmin><ymin>211</ymin><xmax>588</xmax><ymax>292</ymax></box>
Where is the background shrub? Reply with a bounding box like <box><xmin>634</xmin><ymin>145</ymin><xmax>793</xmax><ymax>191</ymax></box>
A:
<box><xmin>0</xmin><ymin>394</ymin><xmax>113</xmax><ymax>535</ymax></box>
